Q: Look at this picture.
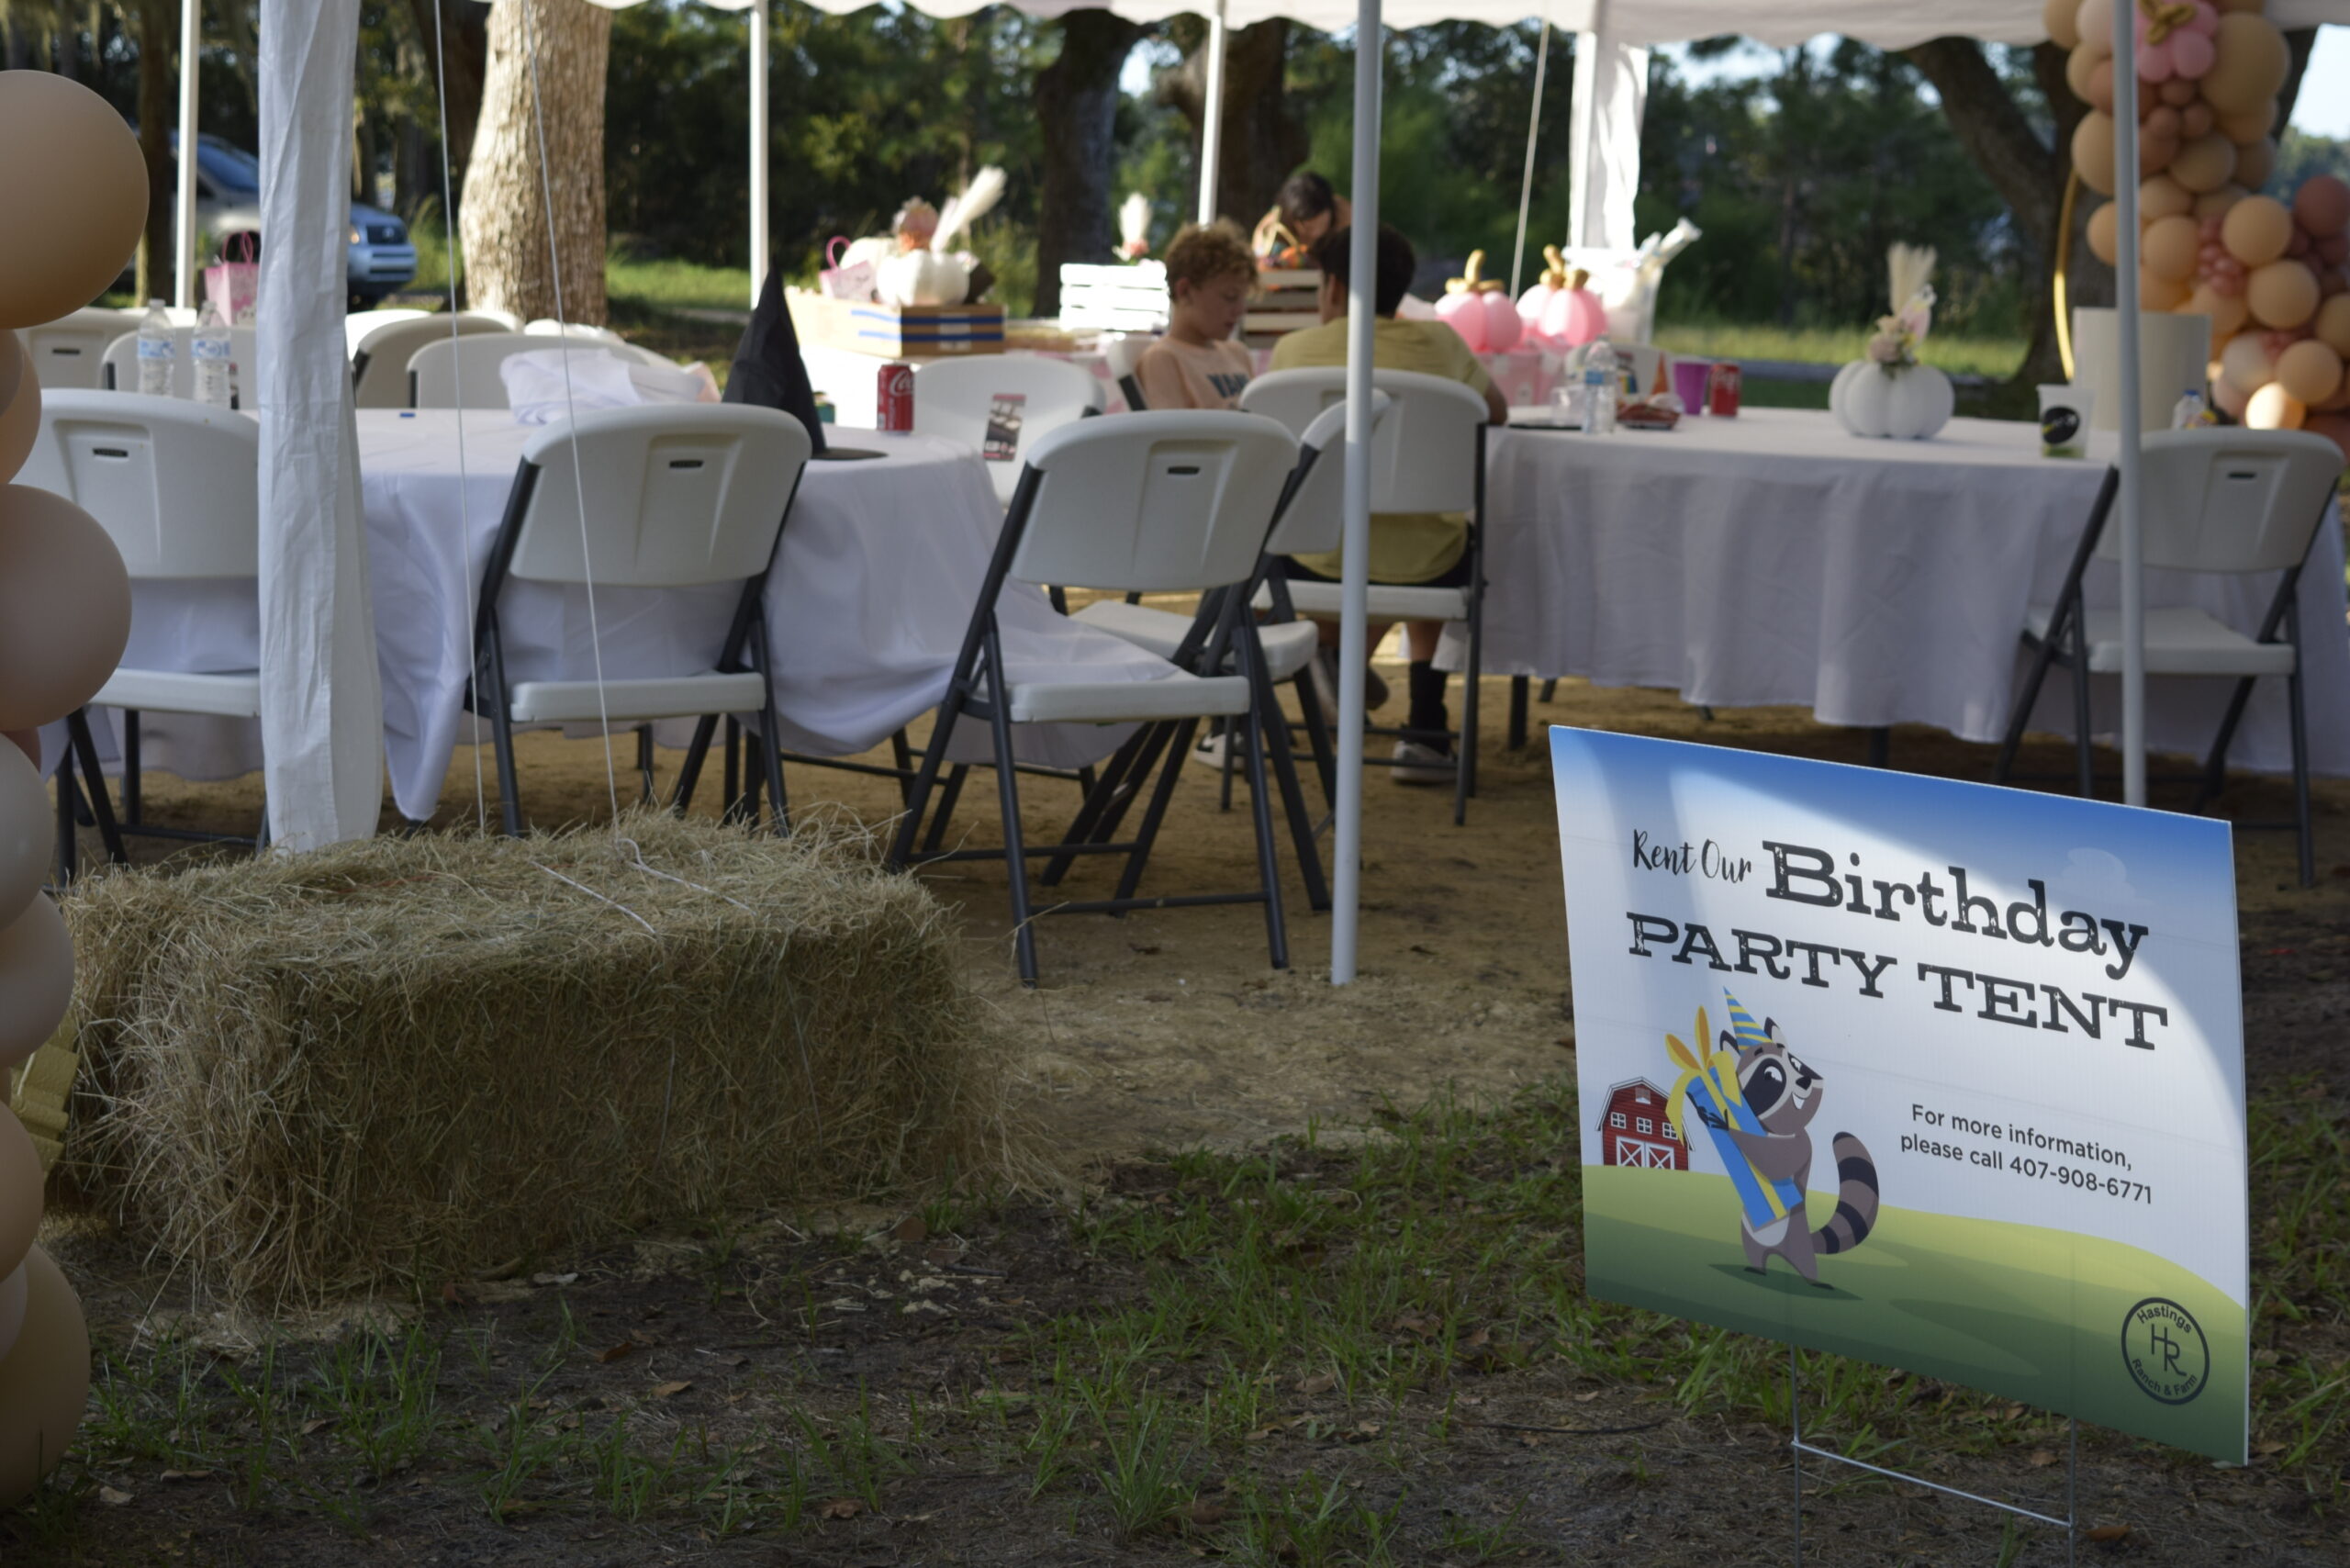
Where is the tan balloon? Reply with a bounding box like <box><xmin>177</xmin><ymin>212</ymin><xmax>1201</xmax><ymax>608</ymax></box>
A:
<box><xmin>2170</xmin><ymin>133</ymin><xmax>2238</xmax><ymax>195</ymax></box>
<box><xmin>0</xmin><ymin>486</ymin><xmax>129</xmax><ymax>731</ymax></box>
<box><xmin>2245</xmin><ymin>381</ymin><xmax>2307</xmax><ymax>431</ymax></box>
<box><xmin>2044</xmin><ymin>0</ymin><xmax>2081</xmax><ymax>50</ymax></box>
<box><xmin>2222</xmin><ymin>195</ymin><xmax>2294</xmax><ymax>267</ymax></box>
<box><xmin>2180</xmin><ymin>101</ymin><xmax>2215</xmax><ymax>140</ymax></box>
<box><xmin>2317</xmin><ymin>294</ymin><xmax>2350</xmax><ymax>356</ymax></box>
<box><xmin>2065</xmin><ymin>40</ymin><xmax>2104</xmax><ymax>105</ymax></box>
<box><xmin>2194</xmin><ymin>183</ymin><xmax>2250</xmax><ymax>221</ymax></box>
<box><xmin>2232</xmin><ymin>136</ymin><xmax>2276</xmax><ymax>194</ymax></box>
<box><xmin>2075</xmin><ymin>0</ymin><xmax>2114</xmax><ymax>57</ymax></box>
<box><xmin>0</xmin><ymin>353</ymin><xmax>35</xmax><ymax>483</ymax></box>
<box><xmin>2087</xmin><ymin>200</ymin><xmax>2121</xmax><ymax>266</ymax></box>
<box><xmin>0</xmin><ymin>1110</ymin><xmax>36</xmax><ymax>1283</ymax></box>
<box><xmin>2141</xmin><ymin>174</ymin><xmax>2194</xmax><ymax>220</ymax></box>
<box><xmin>2203</xmin><ymin>14</ymin><xmax>2291</xmax><ymax>114</ymax></box>
<box><xmin>2184</xmin><ymin>285</ymin><xmax>2250</xmax><ymax>338</ymax></box>
<box><xmin>2</xmin><ymin>732</ymin><xmax>34</xmax><ymax>768</ymax></box>
<box><xmin>0</xmin><ymin>1248</ymin><xmax>88</xmax><ymax>1507</ymax></box>
<box><xmin>2141</xmin><ymin>269</ymin><xmax>2192</xmax><ymax>311</ymax></box>
<box><xmin>2247</xmin><ymin>259</ymin><xmax>2321</xmax><ymax>329</ymax></box>
<box><xmin>0</xmin><ymin>330</ymin><xmax>19</xmax><ymax>416</ymax></box>
<box><xmin>0</xmin><ymin>73</ymin><xmax>148</xmax><ymax>331</ymax></box>
<box><xmin>2213</xmin><ymin>99</ymin><xmax>2277</xmax><ymax>144</ymax></box>
<box><xmin>2144</xmin><ymin>215</ymin><xmax>2202</xmax><ymax>281</ymax></box>
<box><xmin>0</xmin><ymin>743</ymin><xmax>49</xmax><ymax>931</ymax></box>
<box><xmin>2073</xmin><ymin>112</ymin><xmax>2119</xmax><ymax>196</ymax></box>
<box><xmin>2220</xmin><ymin>330</ymin><xmax>2279</xmax><ymax>392</ymax></box>
<box><xmin>0</xmin><ymin>896</ymin><xmax>71</xmax><ymax>1073</ymax></box>
<box><xmin>2276</xmin><ymin>340</ymin><xmax>2346</xmax><ymax>405</ymax></box>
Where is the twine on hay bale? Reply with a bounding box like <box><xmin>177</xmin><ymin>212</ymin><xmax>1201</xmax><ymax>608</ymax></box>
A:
<box><xmin>61</xmin><ymin>812</ymin><xmax>1035</xmax><ymax>1309</ymax></box>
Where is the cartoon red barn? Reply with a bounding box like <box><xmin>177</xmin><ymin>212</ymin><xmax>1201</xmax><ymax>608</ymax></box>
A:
<box><xmin>1599</xmin><ymin>1079</ymin><xmax>1687</xmax><ymax>1170</ymax></box>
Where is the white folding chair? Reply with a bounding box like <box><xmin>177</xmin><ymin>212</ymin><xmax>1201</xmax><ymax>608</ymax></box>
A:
<box><xmin>1995</xmin><ymin>429</ymin><xmax>2345</xmax><ymax>884</ymax></box>
<box><xmin>886</xmin><ymin>411</ymin><xmax>1301</xmax><ymax>985</ymax></box>
<box><xmin>470</xmin><ymin>405</ymin><xmax>811</xmax><ymax>835</ymax></box>
<box><xmin>349</xmin><ymin>312</ymin><xmax>507</xmax><ymax>409</ymax></box>
<box><xmin>16</xmin><ymin>308</ymin><xmax>143</xmax><ymax>391</ymax></box>
<box><xmin>1101</xmin><ymin>333</ymin><xmax>1151</xmax><ymax>410</ymax></box>
<box><xmin>29</xmin><ymin>392</ymin><xmax>264</xmax><ymax>862</ymax></box>
<box><xmin>911</xmin><ymin>354</ymin><xmax>1105</xmax><ymax>506</ymax></box>
<box><xmin>343</xmin><ymin>307</ymin><xmax>430</xmax><ymax>358</ymax></box>
<box><xmin>526</xmin><ymin>319</ymin><xmax>626</xmax><ymax>342</ymax></box>
<box><xmin>409</xmin><ymin>331</ymin><xmax>674</xmax><ymax>409</ymax></box>
<box><xmin>99</xmin><ymin>326</ymin><xmax>259</xmax><ymax>403</ymax></box>
<box><xmin>1240</xmin><ymin>366</ymin><xmax>1492</xmax><ymax>823</ymax></box>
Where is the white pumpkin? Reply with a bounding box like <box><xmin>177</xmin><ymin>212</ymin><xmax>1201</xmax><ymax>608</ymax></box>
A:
<box><xmin>878</xmin><ymin>247</ymin><xmax>968</xmax><ymax>308</ymax></box>
<box><xmin>1830</xmin><ymin>360</ymin><xmax>1954</xmax><ymax>441</ymax></box>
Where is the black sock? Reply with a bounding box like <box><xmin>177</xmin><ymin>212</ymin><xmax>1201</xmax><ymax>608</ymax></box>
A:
<box><xmin>1406</xmin><ymin>660</ymin><xmax>1449</xmax><ymax>742</ymax></box>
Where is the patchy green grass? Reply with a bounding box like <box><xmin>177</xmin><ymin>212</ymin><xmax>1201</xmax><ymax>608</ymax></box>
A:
<box><xmin>1653</xmin><ymin>319</ymin><xmax>2029</xmax><ymax>383</ymax></box>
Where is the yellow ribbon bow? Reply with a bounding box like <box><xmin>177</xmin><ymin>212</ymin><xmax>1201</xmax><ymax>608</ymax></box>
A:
<box><xmin>2140</xmin><ymin>0</ymin><xmax>2199</xmax><ymax>46</ymax></box>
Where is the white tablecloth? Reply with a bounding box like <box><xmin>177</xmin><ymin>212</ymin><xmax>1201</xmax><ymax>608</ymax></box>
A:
<box><xmin>91</xmin><ymin>413</ymin><xmax>1177</xmax><ymax>821</ymax></box>
<box><xmin>1452</xmin><ymin>407</ymin><xmax>2350</xmax><ymax>775</ymax></box>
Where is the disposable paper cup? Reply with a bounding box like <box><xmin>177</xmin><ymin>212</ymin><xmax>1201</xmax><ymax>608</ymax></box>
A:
<box><xmin>1670</xmin><ymin>358</ymin><xmax>1712</xmax><ymax>412</ymax></box>
<box><xmin>2040</xmin><ymin>384</ymin><xmax>2092</xmax><ymax>458</ymax></box>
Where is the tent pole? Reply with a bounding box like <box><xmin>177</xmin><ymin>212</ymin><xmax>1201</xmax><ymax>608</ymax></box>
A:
<box><xmin>1196</xmin><ymin>0</ymin><xmax>1229</xmax><ymax>225</ymax></box>
<box><xmin>1333</xmin><ymin>0</ymin><xmax>1382</xmax><ymax>987</ymax></box>
<box><xmin>749</xmin><ymin>0</ymin><xmax>770</xmax><ymax>307</ymax></box>
<box><xmin>2112</xmin><ymin>0</ymin><xmax>2144</xmax><ymax>805</ymax></box>
<box><xmin>174</xmin><ymin>0</ymin><xmax>201</xmax><ymax>309</ymax></box>
<box><xmin>1507</xmin><ymin>16</ymin><xmax>1550</xmax><ymax>298</ymax></box>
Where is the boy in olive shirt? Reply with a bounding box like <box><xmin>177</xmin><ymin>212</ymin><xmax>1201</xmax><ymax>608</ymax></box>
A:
<box><xmin>1270</xmin><ymin>225</ymin><xmax>1506</xmax><ymax>781</ymax></box>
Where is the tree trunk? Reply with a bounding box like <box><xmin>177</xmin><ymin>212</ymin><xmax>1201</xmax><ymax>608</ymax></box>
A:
<box><xmin>460</xmin><ymin>0</ymin><xmax>610</xmax><ymax>325</ymax></box>
<box><xmin>1906</xmin><ymin>37</ymin><xmax>2100</xmax><ymax>388</ymax></box>
<box><xmin>132</xmin><ymin>0</ymin><xmax>173</xmax><ymax>304</ymax></box>
<box><xmin>408</xmin><ymin>0</ymin><xmax>488</xmax><ymax>197</ymax></box>
<box><xmin>2277</xmin><ymin>28</ymin><xmax>2318</xmax><ymax>134</ymax></box>
<box><xmin>1159</xmin><ymin>19</ymin><xmax>1307</xmax><ymax>230</ymax></box>
<box><xmin>5</xmin><ymin>18</ymin><xmax>31</xmax><ymax>72</ymax></box>
<box><xmin>1033</xmin><ymin>11</ymin><xmax>1143</xmax><ymax>319</ymax></box>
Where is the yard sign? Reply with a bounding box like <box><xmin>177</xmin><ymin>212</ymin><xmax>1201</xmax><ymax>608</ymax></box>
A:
<box><xmin>1551</xmin><ymin>728</ymin><xmax>2249</xmax><ymax>1462</ymax></box>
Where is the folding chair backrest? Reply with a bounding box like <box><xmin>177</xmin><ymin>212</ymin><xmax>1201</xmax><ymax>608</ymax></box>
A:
<box><xmin>2100</xmin><ymin>429</ymin><xmax>2345</xmax><ymax>576</ymax></box>
<box><xmin>525</xmin><ymin>319</ymin><xmax>625</xmax><ymax>342</ymax></box>
<box><xmin>99</xmin><ymin>326</ymin><xmax>258</xmax><ymax>398</ymax></box>
<box><xmin>17</xmin><ymin>308</ymin><xmax>141</xmax><ymax>391</ymax></box>
<box><xmin>1007</xmin><ymin>411</ymin><xmax>1296</xmax><ymax>595</ymax></box>
<box><xmin>1263</xmin><ymin>394</ymin><xmax>1392</xmax><ymax>558</ymax></box>
<box><xmin>350</xmin><ymin>312</ymin><xmax>506</xmax><ymax>409</ymax></box>
<box><xmin>1238</xmin><ymin>367</ymin><xmax>1483</xmax><ymax>514</ymax></box>
<box><xmin>23</xmin><ymin>391</ymin><xmax>258</xmax><ymax>579</ymax></box>
<box><xmin>1101</xmin><ymin>332</ymin><xmax>1151</xmax><ymax>409</ymax></box>
<box><xmin>343</xmin><ymin>307</ymin><xmax>430</xmax><ymax>358</ymax></box>
<box><xmin>506</xmin><ymin>405</ymin><xmax>809</xmax><ymax>589</ymax></box>
<box><xmin>411</xmin><ymin>332</ymin><xmax>673</xmax><ymax>409</ymax></box>
<box><xmin>912</xmin><ymin>353</ymin><xmax>1105</xmax><ymax>504</ymax></box>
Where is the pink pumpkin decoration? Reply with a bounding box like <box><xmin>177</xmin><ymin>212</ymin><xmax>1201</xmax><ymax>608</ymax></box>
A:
<box><xmin>1437</xmin><ymin>247</ymin><xmax>1495</xmax><ymax>353</ymax></box>
<box><xmin>1477</xmin><ymin>287</ymin><xmax>1522</xmax><ymax>353</ymax></box>
<box><xmin>1517</xmin><ymin>244</ymin><xmax>1567</xmax><ymax>342</ymax></box>
<box><xmin>2136</xmin><ymin>0</ymin><xmax>2218</xmax><ymax>83</ymax></box>
<box><xmin>1542</xmin><ymin>267</ymin><xmax>1609</xmax><ymax>348</ymax></box>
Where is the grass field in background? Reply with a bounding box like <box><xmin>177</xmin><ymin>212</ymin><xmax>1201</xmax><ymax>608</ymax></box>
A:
<box><xmin>1652</xmin><ymin>319</ymin><xmax>2030</xmax><ymax>382</ymax></box>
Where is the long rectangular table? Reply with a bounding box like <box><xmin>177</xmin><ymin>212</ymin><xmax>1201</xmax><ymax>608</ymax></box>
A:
<box><xmin>1451</xmin><ymin>407</ymin><xmax>2350</xmax><ymax>776</ymax></box>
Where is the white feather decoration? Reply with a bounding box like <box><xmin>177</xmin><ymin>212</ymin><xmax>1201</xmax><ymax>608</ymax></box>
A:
<box><xmin>934</xmin><ymin>166</ymin><xmax>1008</xmax><ymax>253</ymax></box>
<box><xmin>1887</xmin><ymin>242</ymin><xmax>1938</xmax><ymax>316</ymax></box>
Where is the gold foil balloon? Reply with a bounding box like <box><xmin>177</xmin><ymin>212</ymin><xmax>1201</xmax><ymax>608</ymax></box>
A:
<box><xmin>0</xmin><ymin>72</ymin><xmax>148</xmax><ymax>331</ymax></box>
<box><xmin>2276</xmin><ymin>340</ymin><xmax>2346</xmax><ymax>407</ymax></box>
<box><xmin>0</xmin><ymin>743</ymin><xmax>49</xmax><ymax>930</ymax></box>
<box><xmin>0</xmin><ymin>486</ymin><xmax>129</xmax><ymax>731</ymax></box>
<box><xmin>2202</xmin><ymin>14</ymin><xmax>2290</xmax><ymax>115</ymax></box>
<box><xmin>2222</xmin><ymin>196</ymin><xmax>2294</xmax><ymax>268</ymax></box>
<box><xmin>0</xmin><ymin>1248</ymin><xmax>88</xmax><ymax>1506</ymax></box>
<box><xmin>0</xmin><ymin>1110</ymin><xmax>37</xmax><ymax>1282</ymax></box>
<box><xmin>2247</xmin><ymin>259</ymin><xmax>2321</xmax><ymax>330</ymax></box>
<box><xmin>2244</xmin><ymin>380</ymin><xmax>2307</xmax><ymax>431</ymax></box>
<box><xmin>0</xmin><ymin>356</ymin><xmax>35</xmax><ymax>483</ymax></box>
<box><xmin>0</xmin><ymin>896</ymin><xmax>72</xmax><ymax>1072</ymax></box>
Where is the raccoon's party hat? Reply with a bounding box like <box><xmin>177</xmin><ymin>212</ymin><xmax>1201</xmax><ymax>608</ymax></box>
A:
<box><xmin>1722</xmin><ymin>989</ymin><xmax>1770</xmax><ymax>1049</ymax></box>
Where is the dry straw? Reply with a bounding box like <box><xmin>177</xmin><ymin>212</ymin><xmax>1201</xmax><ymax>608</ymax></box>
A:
<box><xmin>60</xmin><ymin>812</ymin><xmax>1035</xmax><ymax>1310</ymax></box>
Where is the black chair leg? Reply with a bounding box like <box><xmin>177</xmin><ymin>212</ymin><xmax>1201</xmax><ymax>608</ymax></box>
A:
<box><xmin>1040</xmin><ymin>728</ymin><xmax>1157</xmax><ymax>888</ymax></box>
<box><xmin>979</xmin><ymin>634</ymin><xmax>1039</xmax><ymax>985</ymax></box>
<box><xmin>1112</xmin><ymin>718</ymin><xmax>1202</xmax><ymax>905</ymax></box>
<box><xmin>122</xmin><ymin>709</ymin><xmax>142</xmax><ymax>826</ymax></box>
<box><xmin>1288</xmin><ymin>668</ymin><xmax>1338</xmax><ymax>809</ymax></box>
<box><xmin>1539</xmin><ymin>678</ymin><xmax>1558</xmax><ymax>703</ymax></box>
<box><xmin>722</xmin><ymin>716</ymin><xmax>743</xmax><ymax>823</ymax></box>
<box><xmin>1507</xmin><ymin>676</ymin><xmax>1528</xmax><ymax>750</ymax></box>
<box><xmin>672</xmin><ymin>714</ymin><xmax>719</xmax><ymax>814</ymax></box>
<box><xmin>1994</xmin><ymin>618</ymin><xmax>2069</xmax><ymax>788</ymax></box>
<box><xmin>923</xmin><ymin>766</ymin><xmax>970</xmax><ymax>856</ymax></box>
<box><xmin>1239</xmin><ymin>700</ymin><xmax>1289</xmax><ymax>971</ymax></box>
<box><xmin>890</xmin><ymin>729</ymin><xmax>915</xmax><ymax>806</ymax></box>
<box><xmin>490</xmin><ymin>708</ymin><xmax>524</xmax><ymax>837</ymax></box>
<box><xmin>2069</xmin><ymin>611</ymin><xmax>2095</xmax><ymax>799</ymax></box>
<box><xmin>1249</xmin><ymin>654</ymin><xmax>1328</xmax><ymax>912</ymax></box>
<box><xmin>752</xmin><ymin>617</ymin><xmax>790</xmax><ymax>836</ymax></box>
<box><xmin>2288</xmin><ymin>599</ymin><xmax>2313</xmax><ymax>887</ymax></box>
<box><xmin>2196</xmin><ymin>674</ymin><xmax>2260</xmax><ymax>814</ymax></box>
<box><xmin>65</xmin><ymin>711</ymin><xmax>128</xmax><ymax>866</ymax></box>
<box><xmin>636</xmin><ymin>727</ymin><xmax>656</xmax><ymax>806</ymax></box>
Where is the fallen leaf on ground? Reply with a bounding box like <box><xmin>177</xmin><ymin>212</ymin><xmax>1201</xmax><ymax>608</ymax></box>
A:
<box><xmin>2255</xmin><ymin>1439</ymin><xmax>2288</xmax><ymax>1456</ymax></box>
<box><xmin>532</xmin><ymin>1271</ymin><xmax>579</xmax><ymax>1288</ymax></box>
<box><xmin>1183</xmin><ymin>1500</ymin><xmax>1230</xmax><ymax>1529</ymax></box>
<box><xmin>2085</xmin><ymin>1525</ymin><xmax>2131</xmax><ymax>1542</ymax></box>
<box><xmin>595</xmin><ymin>1341</ymin><xmax>636</xmax><ymax>1364</ymax></box>
<box><xmin>159</xmin><ymin>1470</ymin><xmax>213</xmax><ymax>1483</ymax></box>
<box><xmin>97</xmin><ymin>1486</ymin><xmax>133</xmax><ymax>1506</ymax></box>
<box><xmin>1296</xmin><ymin>1372</ymin><xmax>1336</xmax><ymax>1395</ymax></box>
<box><xmin>651</xmin><ymin>1381</ymin><xmax>692</xmax><ymax>1399</ymax></box>
<box><xmin>820</xmin><ymin>1497</ymin><xmax>863</xmax><ymax>1520</ymax></box>
<box><xmin>891</xmin><ymin>1215</ymin><xmax>929</xmax><ymax>1243</ymax></box>
<box><xmin>300</xmin><ymin>1417</ymin><xmax>333</xmax><ymax>1436</ymax></box>
<box><xmin>2028</xmin><ymin>1450</ymin><xmax>2057</xmax><ymax>1467</ymax></box>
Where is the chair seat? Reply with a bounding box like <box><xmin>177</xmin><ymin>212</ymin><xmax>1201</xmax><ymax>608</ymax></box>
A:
<box><xmin>1071</xmin><ymin>600</ymin><xmax>1322</xmax><ymax>681</ymax></box>
<box><xmin>96</xmin><ymin>667</ymin><xmax>262</xmax><ymax>719</ymax></box>
<box><xmin>1254</xmin><ymin>577</ymin><xmax>1471</xmax><ymax>623</ymax></box>
<box><xmin>507</xmin><ymin>671</ymin><xmax>767</xmax><ymax>724</ymax></box>
<box><xmin>1007</xmin><ymin>671</ymin><xmax>1251</xmax><ymax>725</ymax></box>
<box><xmin>2023</xmin><ymin>604</ymin><xmax>2297</xmax><ymax>678</ymax></box>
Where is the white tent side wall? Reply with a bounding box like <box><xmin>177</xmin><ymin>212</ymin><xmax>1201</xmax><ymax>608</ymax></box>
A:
<box><xmin>1564</xmin><ymin>28</ymin><xmax>1647</xmax><ymax>249</ymax></box>
<box><xmin>257</xmin><ymin>0</ymin><xmax>386</xmax><ymax>849</ymax></box>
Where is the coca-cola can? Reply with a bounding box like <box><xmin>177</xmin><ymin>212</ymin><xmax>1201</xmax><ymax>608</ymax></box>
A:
<box><xmin>1706</xmin><ymin>361</ymin><xmax>1742</xmax><ymax>418</ymax></box>
<box><xmin>876</xmin><ymin>362</ymin><xmax>914</xmax><ymax>431</ymax></box>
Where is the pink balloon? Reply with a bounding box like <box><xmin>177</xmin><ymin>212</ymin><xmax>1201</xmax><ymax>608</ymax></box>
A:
<box><xmin>1435</xmin><ymin>291</ymin><xmax>1488</xmax><ymax>354</ymax></box>
<box><xmin>1477</xmin><ymin>291</ymin><xmax>1522</xmax><ymax>354</ymax></box>
<box><xmin>2169</xmin><ymin>33</ymin><xmax>2216</xmax><ymax>79</ymax></box>
<box><xmin>2319</xmin><ymin>233</ymin><xmax>2350</xmax><ymax>265</ymax></box>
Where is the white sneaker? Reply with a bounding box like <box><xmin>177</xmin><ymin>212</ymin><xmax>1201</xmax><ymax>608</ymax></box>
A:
<box><xmin>1194</xmin><ymin>728</ymin><xmax>1238</xmax><ymax>767</ymax></box>
<box><xmin>1389</xmin><ymin>739</ymin><xmax>1456</xmax><ymax>785</ymax></box>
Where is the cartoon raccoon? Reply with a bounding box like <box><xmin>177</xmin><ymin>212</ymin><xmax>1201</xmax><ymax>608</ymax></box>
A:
<box><xmin>1691</xmin><ymin>1019</ymin><xmax>1879</xmax><ymax>1285</ymax></box>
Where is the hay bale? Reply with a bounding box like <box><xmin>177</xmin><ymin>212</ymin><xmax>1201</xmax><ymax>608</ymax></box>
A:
<box><xmin>62</xmin><ymin>813</ymin><xmax>1030</xmax><ymax>1309</ymax></box>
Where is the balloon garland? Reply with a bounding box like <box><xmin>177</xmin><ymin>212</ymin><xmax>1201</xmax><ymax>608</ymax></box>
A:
<box><xmin>0</xmin><ymin>68</ymin><xmax>144</xmax><ymax>1506</ymax></box>
<box><xmin>2056</xmin><ymin>0</ymin><xmax>2350</xmax><ymax>455</ymax></box>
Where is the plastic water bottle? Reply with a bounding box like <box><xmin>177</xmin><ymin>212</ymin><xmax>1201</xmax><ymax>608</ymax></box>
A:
<box><xmin>1583</xmin><ymin>341</ymin><xmax>1620</xmax><ymax>434</ymax></box>
<box><xmin>192</xmin><ymin>302</ymin><xmax>233</xmax><ymax>409</ymax></box>
<box><xmin>2171</xmin><ymin>387</ymin><xmax>2208</xmax><ymax>430</ymax></box>
<box><xmin>136</xmin><ymin>299</ymin><xmax>175</xmax><ymax>397</ymax></box>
